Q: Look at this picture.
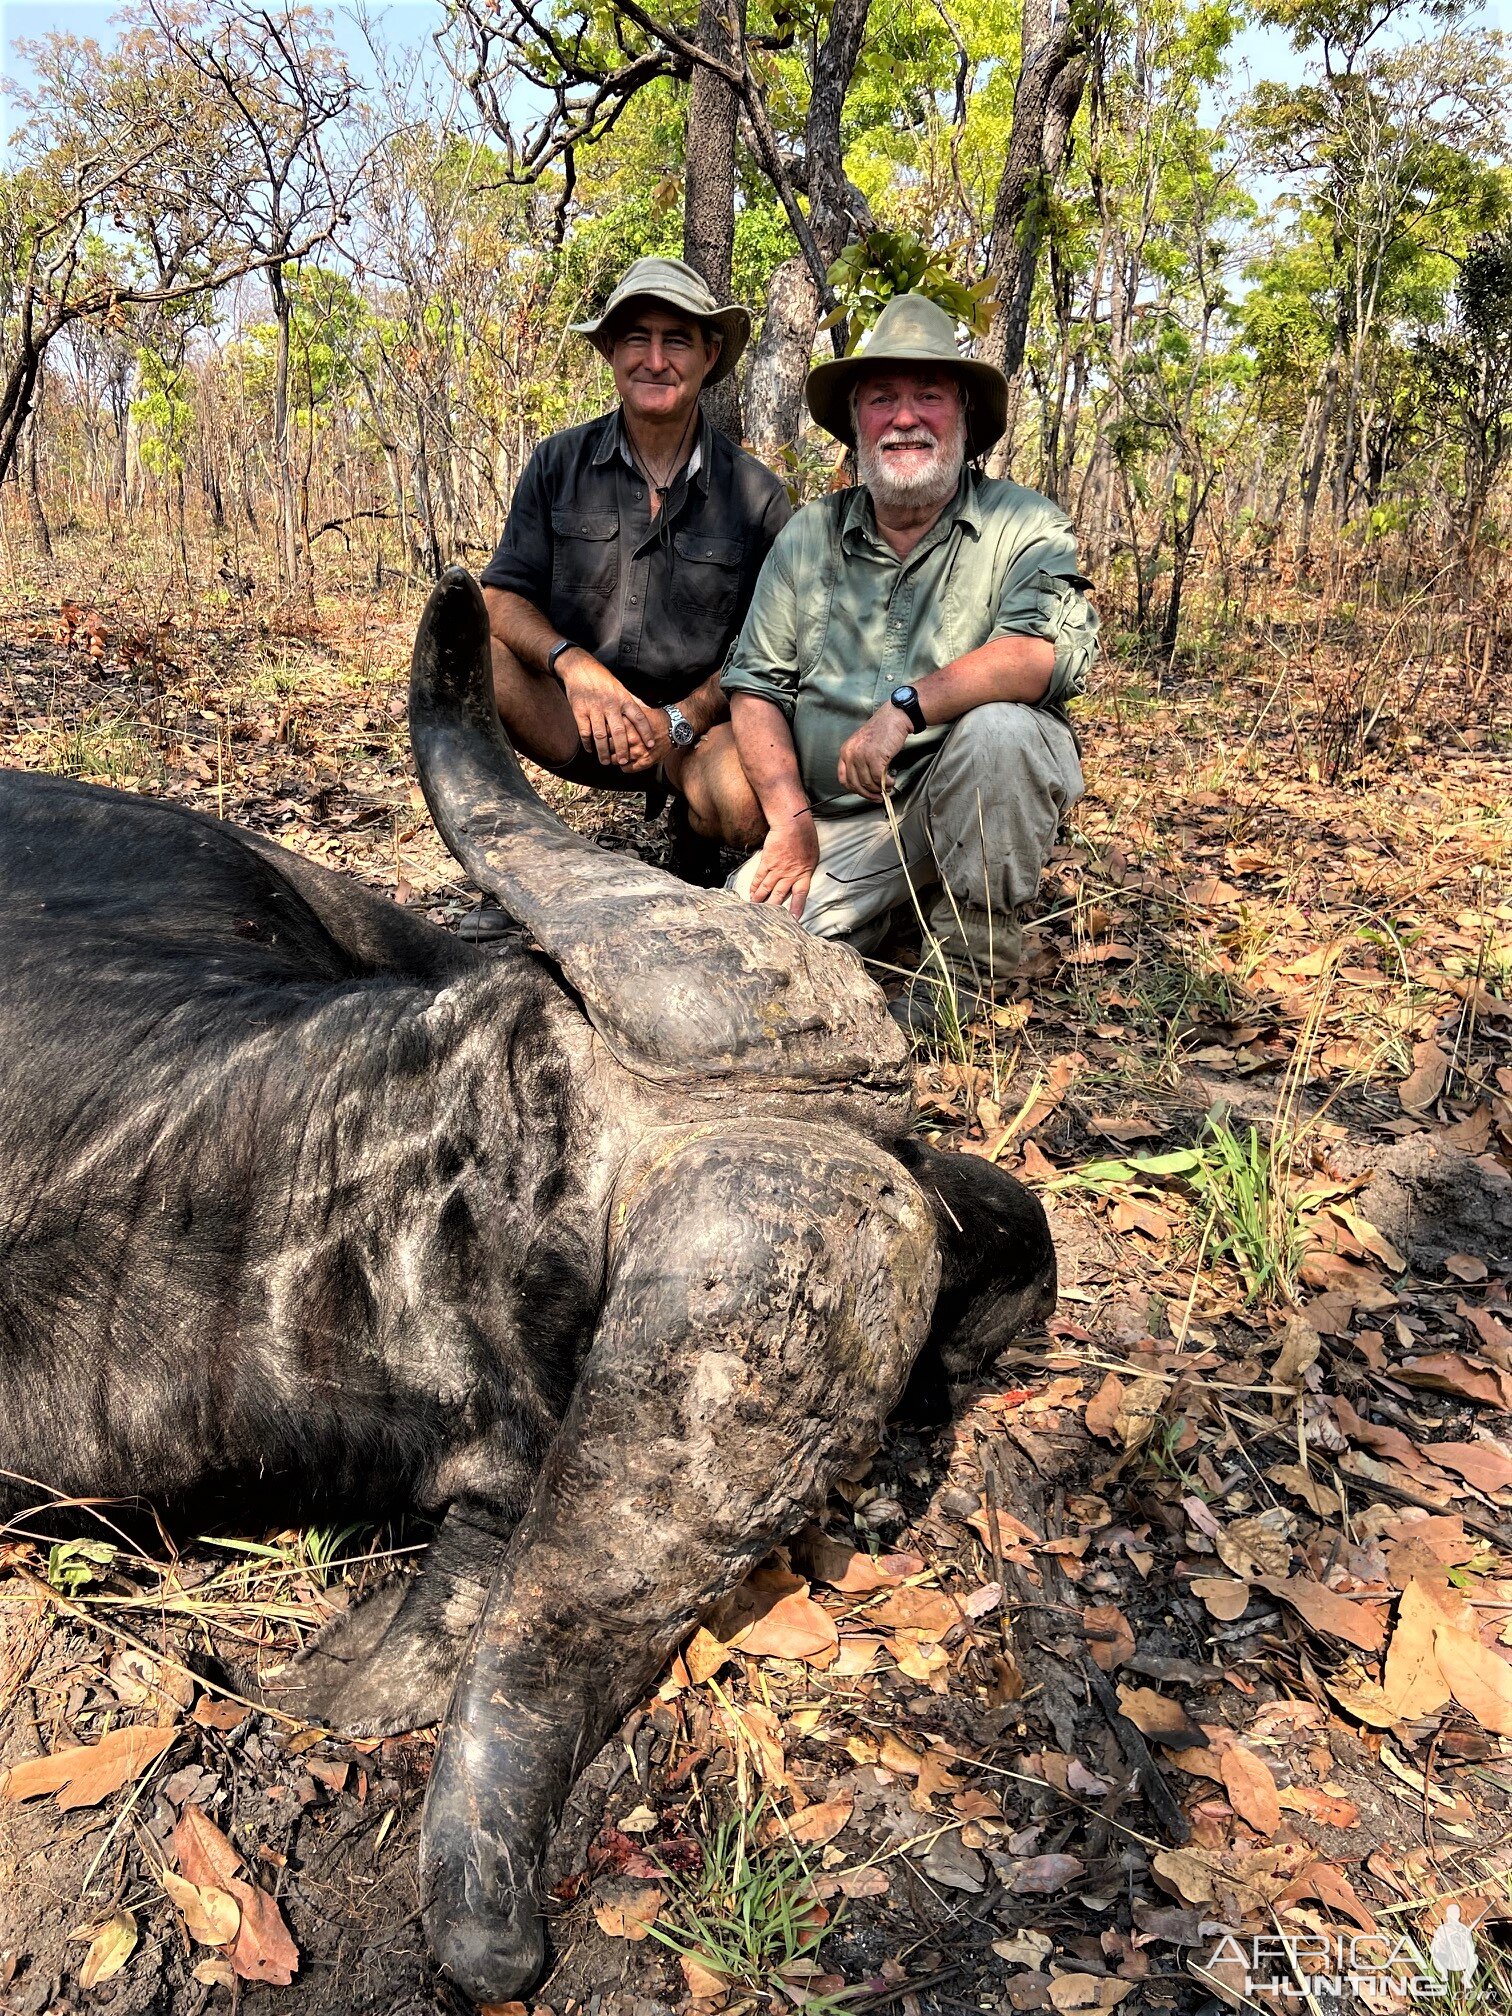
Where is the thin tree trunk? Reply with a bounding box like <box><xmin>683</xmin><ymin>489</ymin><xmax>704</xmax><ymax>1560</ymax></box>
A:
<box><xmin>981</xmin><ymin>0</ymin><xmax>1089</xmax><ymax>476</ymax></box>
<box><xmin>269</xmin><ymin>260</ymin><xmax>299</xmax><ymax>586</ymax></box>
<box><xmin>683</xmin><ymin>0</ymin><xmax>745</xmax><ymax>439</ymax></box>
<box><xmin>741</xmin><ymin>0</ymin><xmax>872</xmax><ymax>450</ymax></box>
<box><xmin>745</xmin><ymin>256</ymin><xmax>820</xmax><ymax>458</ymax></box>
<box><xmin>24</xmin><ymin>383</ymin><xmax>53</xmax><ymax>561</ymax></box>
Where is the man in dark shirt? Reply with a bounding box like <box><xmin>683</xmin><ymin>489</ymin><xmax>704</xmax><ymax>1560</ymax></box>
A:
<box><xmin>480</xmin><ymin>257</ymin><xmax>791</xmax><ymax>878</ymax></box>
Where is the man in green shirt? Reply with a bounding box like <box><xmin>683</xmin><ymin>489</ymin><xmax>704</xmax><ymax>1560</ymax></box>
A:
<box><xmin>721</xmin><ymin>292</ymin><xmax>1097</xmax><ymax>1028</ymax></box>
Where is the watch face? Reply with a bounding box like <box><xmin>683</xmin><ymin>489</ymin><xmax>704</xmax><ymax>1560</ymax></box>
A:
<box><xmin>668</xmin><ymin>710</ymin><xmax>695</xmax><ymax>746</ymax></box>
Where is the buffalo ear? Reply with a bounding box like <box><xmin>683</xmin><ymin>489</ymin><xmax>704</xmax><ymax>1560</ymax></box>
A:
<box><xmin>891</xmin><ymin>1138</ymin><xmax>1057</xmax><ymax>1376</ymax></box>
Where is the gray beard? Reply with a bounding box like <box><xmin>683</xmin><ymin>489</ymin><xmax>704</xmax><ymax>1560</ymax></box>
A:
<box><xmin>857</xmin><ymin>422</ymin><xmax>966</xmax><ymax>516</ymax></box>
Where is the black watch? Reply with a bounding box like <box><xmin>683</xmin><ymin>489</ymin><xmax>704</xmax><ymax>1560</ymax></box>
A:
<box><xmin>546</xmin><ymin>637</ymin><xmax>576</xmax><ymax>679</ymax></box>
<box><xmin>890</xmin><ymin>684</ymin><xmax>927</xmax><ymax>734</ymax></box>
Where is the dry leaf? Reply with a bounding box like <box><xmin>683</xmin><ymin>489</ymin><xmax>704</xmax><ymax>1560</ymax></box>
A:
<box><xmin>592</xmin><ymin>1882</ymin><xmax>663</xmax><ymax>1941</ymax></box>
<box><xmin>190</xmin><ymin>1697</ymin><xmax>247</xmax><ymax>1732</ymax></box>
<box><xmin>729</xmin><ymin>1586</ymin><xmax>838</xmax><ymax>1664</ymax></box>
<box><xmin>795</xmin><ymin>1527</ymin><xmax>923</xmax><ymax>1590</ymax></box>
<box><xmin>1082</xmin><ymin>1603</ymin><xmax>1135</xmax><ymax>1672</ymax></box>
<box><xmin>1266</xmin><ymin>1465</ymin><xmax>1341</xmax><ymax>1518</ymax></box>
<box><xmin>1183</xmin><ymin>877</ymin><xmax>1240</xmax><ymax>908</ymax></box>
<box><xmin>681</xmin><ymin>1953</ymin><xmax>731</xmax><ymax>2002</ymax></box>
<box><xmin>685</xmin><ymin>1628</ymin><xmax>729</xmax><ymax>1685</ymax></box>
<box><xmin>1010</xmin><ymin>1853</ymin><xmax>1085</xmax><ymax>1893</ymax></box>
<box><xmin>191</xmin><ymin>1959</ymin><xmax>236</xmax><ymax>1989</ymax></box>
<box><xmin>1278</xmin><ymin>1786</ymin><xmax>1360</xmax><ymax>1827</ymax></box>
<box><xmin>0</xmin><ymin>1724</ymin><xmax>177</xmax><ymax>1810</ymax></box>
<box><xmin>1434</xmin><ymin>1625</ymin><xmax>1512</xmax><ymax>1736</ymax></box>
<box><xmin>1190</xmin><ymin>1577</ymin><xmax>1250</xmax><ymax>1622</ymax></box>
<box><xmin>1219</xmin><ymin>1747</ymin><xmax>1280</xmax><ymax>1836</ymax></box>
<box><xmin>1114</xmin><ymin>1375</ymin><xmax>1167</xmax><ymax>1450</ymax></box>
<box><xmin>1326</xmin><ymin>1670</ymin><xmax>1400</xmax><ymax>1728</ymax></box>
<box><xmin>1445</xmin><ymin>1253</ymin><xmax>1489</xmax><ymax>1283</ymax></box>
<box><xmin>77</xmin><ymin>1913</ymin><xmax>137</xmax><ymax>1988</ymax></box>
<box><xmin>1084</xmin><ymin>1374</ymin><xmax>1125</xmax><ymax>1443</ymax></box>
<box><xmin>831</xmin><ymin>1636</ymin><xmax>882</xmax><ymax>1676</ymax></box>
<box><xmin>1382</xmin><ymin>1580</ymin><xmax>1456</xmax><ymax>1720</ymax></box>
<box><xmin>1271</xmin><ymin>1315</ymin><xmax>1322</xmax><ymax>1388</ymax></box>
<box><xmin>108</xmin><ymin>1649</ymin><xmax>194</xmax><ymax>1714</ymax></box>
<box><xmin>1115</xmin><ymin>1687</ymin><xmax>1207</xmax><ymax>1749</ymax></box>
<box><xmin>1430</xmin><ymin>1441</ymin><xmax>1512</xmax><ymax>1493</ymax></box>
<box><xmin>173</xmin><ymin>1807</ymin><xmax>299</xmax><ymax>1985</ymax></box>
<box><xmin>1399</xmin><ymin>1353</ymin><xmax>1512</xmax><ymax>1410</ymax></box>
<box><xmin>993</xmin><ymin>1931</ymin><xmax>1053</xmax><ymax>1969</ymax></box>
<box><xmin>785</xmin><ymin>1794</ymin><xmax>853</xmax><ymax>1847</ymax></box>
<box><xmin>1217</xmin><ymin>1511</ymin><xmax>1293</xmax><ymax>1581</ymax></box>
<box><xmin>1253</xmin><ymin>1576</ymin><xmax>1386</xmax><ymax>1652</ymax></box>
<box><xmin>834</xmin><ymin>1866</ymin><xmax>889</xmax><ymax>1898</ymax></box>
<box><xmin>1049</xmin><ymin>1976</ymin><xmax>1133</xmax><ymax>2012</ymax></box>
<box><xmin>161</xmin><ymin>1871</ymin><xmax>241</xmax><ymax>1948</ymax></box>
<box><xmin>868</xmin><ymin>1586</ymin><xmax>960</xmax><ymax>1639</ymax></box>
<box><xmin>1399</xmin><ymin>1041</ymin><xmax>1449</xmax><ymax>1112</ymax></box>
<box><xmin>1458</xmin><ymin>1301</ymin><xmax>1512</xmax><ymax>1352</ymax></box>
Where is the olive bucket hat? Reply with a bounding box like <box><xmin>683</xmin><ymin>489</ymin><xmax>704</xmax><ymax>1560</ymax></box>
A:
<box><xmin>805</xmin><ymin>292</ymin><xmax>1009</xmax><ymax>460</ymax></box>
<box><xmin>570</xmin><ymin>256</ymin><xmax>751</xmax><ymax>387</ymax></box>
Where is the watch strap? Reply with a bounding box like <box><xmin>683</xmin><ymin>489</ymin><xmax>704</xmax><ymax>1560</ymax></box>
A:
<box><xmin>546</xmin><ymin>637</ymin><xmax>575</xmax><ymax>678</ymax></box>
<box><xmin>891</xmin><ymin>686</ymin><xmax>927</xmax><ymax>734</ymax></box>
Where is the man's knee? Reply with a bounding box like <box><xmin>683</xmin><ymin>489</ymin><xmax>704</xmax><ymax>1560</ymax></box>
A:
<box><xmin>942</xmin><ymin>700</ymin><xmax>1043</xmax><ymax>772</ymax></box>
<box><xmin>679</xmin><ymin>727</ymin><xmax>767</xmax><ymax>850</ymax></box>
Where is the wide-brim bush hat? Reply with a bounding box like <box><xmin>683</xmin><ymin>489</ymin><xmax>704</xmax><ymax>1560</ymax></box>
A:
<box><xmin>805</xmin><ymin>292</ymin><xmax>1008</xmax><ymax>459</ymax></box>
<box><xmin>571</xmin><ymin>256</ymin><xmax>751</xmax><ymax>387</ymax></box>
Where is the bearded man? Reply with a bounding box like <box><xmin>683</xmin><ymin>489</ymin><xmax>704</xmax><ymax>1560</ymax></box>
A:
<box><xmin>722</xmin><ymin>293</ymin><xmax>1098</xmax><ymax>1030</ymax></box>
<box><xmin>474</xmin><ymin>258</ymin><xmax>788</xmax><ymax>932</ymax></box>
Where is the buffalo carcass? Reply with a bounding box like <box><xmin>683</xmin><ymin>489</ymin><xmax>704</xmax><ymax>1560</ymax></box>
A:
<box><xmin>0</xmin><ymin>570</ymin><xmax>1056</xmax><ymax>2002</ymax></box>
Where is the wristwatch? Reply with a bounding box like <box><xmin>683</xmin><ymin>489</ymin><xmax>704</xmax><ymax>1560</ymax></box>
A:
<box><xmin>546</xmin><ymin>637</ymin><xmax>576</xmax><ymax>680</ymax></box>
<box><xmin>890</xmin><ymin>684</ymin><xmax>927</xmax><ymax>733</ymax></box>
<box><xmin>664</xmin><ymin>704</ymin><xmax>698</xmax><ymax>748</ymax></box>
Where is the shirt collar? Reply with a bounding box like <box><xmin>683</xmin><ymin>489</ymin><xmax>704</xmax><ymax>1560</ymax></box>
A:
<box><xmin>842</xmin><ymin>466</ymin><xmax>981</xmax><ymax>554</ymax></box>
<box><xmin>598</xmin><ymin>407</ymin><xmax>710</xmax><ymax>490</ymax></box>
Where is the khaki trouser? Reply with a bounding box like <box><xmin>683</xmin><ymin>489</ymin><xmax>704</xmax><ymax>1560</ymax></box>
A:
<box><xmin>729</xmin><ymin>702</ymin><xmax>1084</xmax><ymax>968</ymax></box>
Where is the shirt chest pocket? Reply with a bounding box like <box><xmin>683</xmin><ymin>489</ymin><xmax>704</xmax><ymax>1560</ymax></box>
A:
<box><xmin>550</xmin><ymin>509</ymin><xmax>619</xmax><ymax>604</ymax></box>
<box><xmin>671</xmin><ymin>532</ymin><xmax>743</xmax><ymax>621</ymax></box>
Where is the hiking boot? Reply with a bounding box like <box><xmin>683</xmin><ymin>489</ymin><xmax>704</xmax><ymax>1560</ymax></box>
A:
<box><xmin>886</xmin><ymin>961</ymin><xmax>997</xmax><ymax>1040</ymax></box>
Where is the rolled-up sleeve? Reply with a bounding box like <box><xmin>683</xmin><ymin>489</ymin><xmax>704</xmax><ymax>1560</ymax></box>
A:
<box><xmin>719</xmin><ymin>522</ymin><xmax>801</xmax><ymax>720</ymax></box>
<box><xmin>989</xmin><ymin>518</ymin><xmax>1100</xmax><ymax>706</ymax></box>
<box><xmin>480</xmin><ymin>448</ymin><xmax>553</xmax><ymax>604</ymax></box>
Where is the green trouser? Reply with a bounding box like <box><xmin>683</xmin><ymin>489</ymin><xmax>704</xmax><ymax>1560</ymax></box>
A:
<box><xmin>729</xmin><ymin>702</ymin><xmax>1083</xmax><ymax>981</ymax></box>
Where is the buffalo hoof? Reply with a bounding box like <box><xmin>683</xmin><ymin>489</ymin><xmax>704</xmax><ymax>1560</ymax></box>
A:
<box><xmin>420</xmin><ymin>1689</ymin><xmax>587</xmax><ymax>2003</ymax></box>
<box><xmin>424</xmin><ymin>1862</ymin><xmax>545</xmax><ymax>2005</ymax></box>
<box><xmin>272</xmin><ymin>1574</ymin><xmax>460</xmax><ymax>1737</ymax></box>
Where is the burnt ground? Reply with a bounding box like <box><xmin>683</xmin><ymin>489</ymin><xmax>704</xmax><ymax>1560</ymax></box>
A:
<box><xmin>4</xmin><ymin>582</ymin><xmax>1512</xmax><ymax>2016</ymax></box>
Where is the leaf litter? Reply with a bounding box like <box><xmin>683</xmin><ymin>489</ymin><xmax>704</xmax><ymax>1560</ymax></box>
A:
<box><xmin>3</xmin><ymin>604</ymin><xmax>1512</xmax><ymax>2011</ymax></box>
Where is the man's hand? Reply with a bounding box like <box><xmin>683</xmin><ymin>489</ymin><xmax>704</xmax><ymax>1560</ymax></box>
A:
<box><xmin>837</xmin><ymin>703</ymin><xmax>912</xmax><ymax>802</ymax></box>
<box><xmin>558</xmin><ymin>650</ymin><xmax>660</xmax><ymax>770</ymax></box>
<box><xmin>748</xmin><ymin>812</ymin><xmax>820</xmax><ymax>920</ymax></box>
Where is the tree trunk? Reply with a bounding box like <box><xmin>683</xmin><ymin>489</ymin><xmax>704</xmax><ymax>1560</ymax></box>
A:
<box><xmin>981</xmin><ymin>0</ymin><xmax>1089</xmax><ymax>476</ymax></box>
<box><xmin>269</xmin><ymin>260</ymin><xmax>300</xmax><ymax>586</ymax></box>
<box><xmin>745</xmin><ymin>256</ymin><xmax>821</xmax><ymax>459</ymax></box>
<box><xmin>741</xmin><ymin>0</ymin><xmax>872</xmax><ymax>452</ymax></box>
<box><xmin>24</xmin><ymin>385</ymin><xmax>53</xmax><ymax>562</ymax></box>
<box><xmin>1298</xmin><ymin>348</ymin><xmax>1340</xmax><ymax>562</ymax></box>
<box><xmin>683</xmin><ymin>0</ymin><xmax>745</xmax><ymax>440</ymax></box>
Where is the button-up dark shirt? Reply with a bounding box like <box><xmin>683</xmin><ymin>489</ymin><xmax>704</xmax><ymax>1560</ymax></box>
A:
<box><xmin>481</xmin><ymin>409</ymin><xmax>791</xmax><ymax>705</ymax></box>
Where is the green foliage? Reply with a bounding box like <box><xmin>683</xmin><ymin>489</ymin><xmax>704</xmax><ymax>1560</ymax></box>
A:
<box><xmin>47</xmin><ymin>1539</ymin><xmax>117</xmax><ymax>1596</ymax></box>
<box><xmin>1191</xmin><ymin>1117</ymin><xmax>1308</xmax><ymax>1306</ymax></box>
<box><xmin>823</xmin><ymin>231</ymin><xmax>997</xmax><ymax>351</ymax></box>
<box><xmin>648</xmin><ymin>1794</ymin><xmax>841</xmax><ymax>2005</ymax></box>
